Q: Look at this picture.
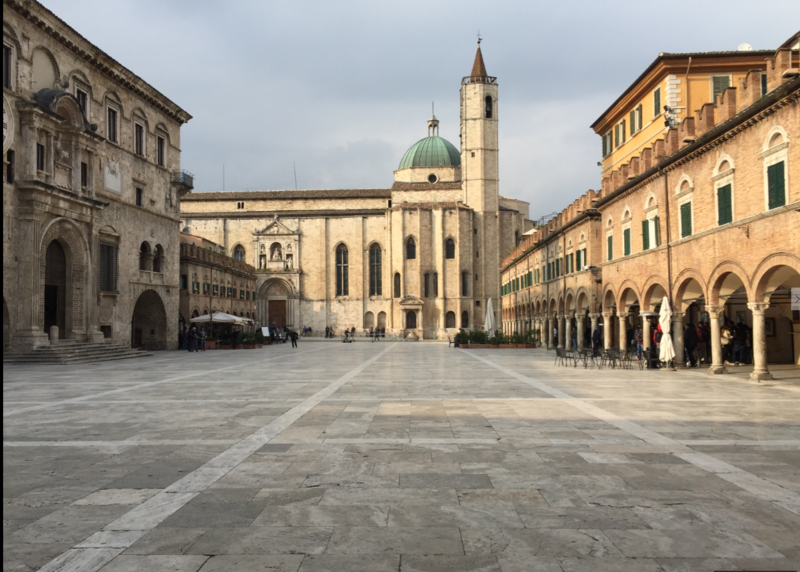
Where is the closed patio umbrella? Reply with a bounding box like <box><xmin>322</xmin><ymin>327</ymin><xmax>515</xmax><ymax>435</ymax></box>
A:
<box><xmin>658</xmin><ymin>295</ymin><xmax>676</xmax><ymax>366</ymax></box>
<box><xmin>484</xmin><ymin>298</ymin><xmax>496</xmax><ymax>335</ymax></box>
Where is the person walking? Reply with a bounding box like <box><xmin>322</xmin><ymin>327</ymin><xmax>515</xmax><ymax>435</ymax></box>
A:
<box><xmin>684</xmin><ymin>322</ymin><xmax>698</xmax><ymax>367</ymax></box>
<box><xmin>592</xmin><ymin>325</ymin><xmax>602</xmax><ymax>352</ymax></box>
<box><xmin>372</xmin><ymin>327</ymin><xmax>380</xmax><ymax>342</ymax></box>
<box><xmin>289</xmin><ymin>329</ymin><xmax>298</xmax><ymax>348</ymax></box>
<box><xmin>181</xmin><ymin>325</ymin><xmax>189</xmax><ymax>350</ymax></box>
<box><xmin>199</xmin><ymin>328</ymin><xmax>207</xmax><ymax>352</ymax></box>
<box><xmin>188</xmin><ymin>326</ymin><xmax>197</xmax><ymax>352</ymax></box>
<box><xmin>635</xmin><ymin>326</ymin><xmax>644</xmax><ymax>359</ymax></box>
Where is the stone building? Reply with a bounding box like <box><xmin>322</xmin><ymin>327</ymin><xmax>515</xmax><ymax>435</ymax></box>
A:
<box><xmin>501</xmin><ymin>37</ymin><xmax>800</xmax><ymax>379</ymax></box>
<box><xmin>3</xmin><ymin>0</ymin><xmax>192</xmax><ymax>351</ymax></box>
<box><xmin>178</xmin><ymin>232</ymin><xmax>256</xmax><ymax>328</ymax></box>
<box><xmin>180</xmin><ymin>46</ymin><xmax>531</xmax><ymax>339</ymax></box>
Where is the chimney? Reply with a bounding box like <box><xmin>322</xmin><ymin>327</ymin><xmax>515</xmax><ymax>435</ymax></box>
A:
<box><xmin>679</xmin><ymin>116</ymin><xmax>696</xmax><ymax>147</ymax></box>
<box><xmin>739</xmin><ymin>69</ymin><xmax>763</xmax><ymax>108</ymax></box>
<box><xmin>716</xmin><ymin>87</ymin><xmax>738</xmax><ymax>123</ymax></box>
<box><xmin>696</xmin><ymin>103</ymin><xmax>715</xmax><ymax>136</ymax></box>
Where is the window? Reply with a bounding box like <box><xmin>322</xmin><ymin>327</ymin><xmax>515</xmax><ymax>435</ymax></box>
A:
<box><xmin>642</xmin><ymin>219</ymin><xmax>650</xmax><ymax>250</ymax></box>
<box><xmin>335</xmin><ymin>244</ymin><xmax>349</xmax><ymax>296</ymax></box>
<box><xmin>576</xmin><ymin>249</ymin><xmax>582</xmax><ymax>271</ymax></box>
<box><xmin>446</xmin><ymin>311</ymin><xmax>456</xmax><ymax>328</ymax></box>
<box><xmin>433</xmin><ymin>272</ymin><xmax>438</xmax><ymax>297</ymax></box>
<box><xmin>2</xmin><ymin>44</ymin><xmax>12</xmax><ymax>89</ymax></box>
<box><xmin>711</xmin><ymin>75</ymin><xmax>731</xmax><ymax>100</ymax></box>
<box><xmin>767</xmin><ymin>162</ymin><xmax>786</xmax><ymax>209</ymax></box>
<box><xmin>445</xmin><ymin>238</ymin><xmax>455</xmax><ymax>259</ymax></box>
<box><xmin>36</xmin><ymin>143</ymin><xmax>45</xmax><ymax>171</ymax></box>
<box><xmin>98</xmin><ymin>243</ymin><xmax>118</xmax><ymax>292</ymax></box>
<box><xmin>424</xmin><ymin>273</ymin><xmax>430</xmax><ymax>298</ymax></box>
<box><xmin>134</xmin><ymin>123</ymin><xmax>145</xmax><ymax>156</ymax></box>
<box><xmin>152</xmin><ymin>245</ymin><xmax>164</xmax><ymax>273</ymax></box>
<box><xmin>203</xmin><ymin>283</ymin><xmax>210</xmax><ymax>295</ymax></box>
<box><xmin>369</xmin><ymin>243</ymin><xmax>382</xmax><ymax>296</ymax></box>
<box><xmin>717</xmin><ymin>184</ymin><xmax>733</xmax><ymax>225</ymax></box>
<box><xmin>107</xmin><ymin>107</ymin><xmax>118</xmax><ymax>143</ymax></box>
<box><xmin>680</xmin><ymin>202</ymin><xmax>692</xmax><ymax>238</ymax></box>
<box><xmin>652</xmin><ymin>217</ymin><xmax>660</xmax><ymax>246</ymax></box>
<box><xmin>623</xmin><ymin>228</ymin><xmax>631</xmax><ymax>256</ymax></box>
<box><xmin>761</xmin><ymin>73</ymin><xmax>768</xmax><ymax>96</ymax></box>
<box><xmin>5</xmin><ymin>150</ymin><xmax>14</xmax><ymax>184</ymax></box>
<box><xmin>394</xmin><ymin>273</ymin><xmax>401</xmax><ymax>298</ymax></box>
<box><xmin>461</xmin><ymin>271</ymin><xmax>469</xmax><ymax>296</ymax></box>
<box><xmin>180</xmin><ymin>274</ymin><xmax>188</xmax><ymax>290</ymax></box>
<box><xmin>636</xmin><ymin>104</ymin><xmax>643</xmax><ymax>133</ymax></box>
<box><xmin>485</xmin><ymin>95</ymin><xmax>493</xmax><ymax>119</ymax></box>
<box><xmin>135</xmin><ymin>187</ymin><xmax>144</xmax><ymax>207</ymax></box>
<box><xmin>602</xmin><ymin>130</ymin><xmax>612</xmax><ymax>158</ymax></box>
<box><xmin>76</xmin><ymin>89</ymin><xmax>88</xmax><ymax>115</ymax></box>
<box><xmin>156</xmin><ymin>136</ymin><xmax>165</xmax><ymax>167</ymax></box>
<box><xmin>80</xmin><ymin>162</ymin><xmax>88</xmax><ymax>187</ymax></box>
<box><xmin>461</xmin><ymin>310</ymin><xmax>469</xmax><ymax>328</ymax></box>
<box><xmin>476</xmin><ymin>250</ymin><xmax>479</xmax><ymax>258</ymax></box>
<box><xmin>653</xmin><ymin>88</ymin><xmax>661</xmax><ymax>117</ymax></box>
<box><xmin>629</xmin><ymin>109</ymin><xmax>636</xmax><ymax>137</ymax></box>
<box><xmin>406</xmin><ymin>237</ymin><xmax>416</xmax><ymax>259</ymax></box>
<box><xmin>233</xmin><ymin>245</ymin><xmax>246</xmax><ymax>262</ymax></box>
<box><xmin>582</xmin><ymin>248</ymin><xmax>587</xmax><ymax>266</ymax></box>
<box><xmin>607</xmin><ymin>235</ymin><xmax>613</xmax><ymax>261</ymax></box>
<box><xmin>139</xmin><ymin>242</ymin><xmax>152</xmax><ymax>271</ymax></box>
<box><xmin>213</xmin><ymin>284</ymin><xmax>219</xmax><ymax>296</ymax></box>
<box><xmin>428</xmin><ymin>173</ymin><xmax>437</xmax><ymax>183</ymax></box>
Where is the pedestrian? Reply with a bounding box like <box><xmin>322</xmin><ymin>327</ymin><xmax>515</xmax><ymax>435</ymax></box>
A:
<box><xmin>571</xmin><ymin>326</ymin><xmax>577</xmax><ymax>349</ymax></box>
<box><xmin>181</xmin><ymin>325</ymin><xmax>189</xmax><ymax>350</ymax></box>
<box><xmin>683</xmin><ymin>322</ymin><xmax>698</xmax><ymax>367</ymax></box>
<box><xmin>698</xmin><ymin>322</ymin><xmax>710</xmax><ymax>364</ymax></box>
<box><xmin>592</xmin><ymin>325</ymin><xmax>601</xmax><ymax>352</ymax></box>
<box><xmin>635</xmin><ymin>325</ymin><xmax>644</xmax><ymax>359</ymax></box>
<box><xmin>721</xmin><ymin>320</ymin><xmax>735</xmax><ymax>365</ymax></box>
<box><xmin>188</xmin><ymin>326</ymin><xmax>197</xmax><ymax>352</ymax></box>
<box><xmin>178</xmin><ymin>327</ymin><xmax>185</xmax><ymax>351</ymax></box>
<box><xmin>288</xmin><ymin>329</ymin><xmax>298</xmax><ymax>348</ymax></box>
<box><xmin>199</xmin><ymin>328</ymin><xmax>207</xmax><ymax>352</ymax></box>
<box><xmin>372</xmin><ymin>327</ymin><xmax>380</xmax><ymax>343</ymax></box>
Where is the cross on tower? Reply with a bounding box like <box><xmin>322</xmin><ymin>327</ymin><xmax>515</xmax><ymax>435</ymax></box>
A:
<box><xmin>477</xmin><ymin>30</ymin><xmax>482</xmax><ymax>45</ymax></box>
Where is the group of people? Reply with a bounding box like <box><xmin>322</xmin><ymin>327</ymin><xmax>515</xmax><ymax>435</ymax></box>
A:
<box><xmin>721</xmin><ymin>319</ymin><xmax>753</xmax><ymax>366</ymax></box>
<box><xmin>300</xmin><ymin>326</ymin><xmax>314</xmax><ymax>337</ymax></box>
<box><xmin>179</xmin><ymin>325</ymin><xmax>206</xmax><ymax>352</ymax></box>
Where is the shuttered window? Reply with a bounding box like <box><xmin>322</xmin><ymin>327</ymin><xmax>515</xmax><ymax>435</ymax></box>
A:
<box><xmin>607</xmin><ymin>236</ymin><xmax>613</xmax><ymax>261</ymax></box>
<box><xmin>576</xmin><ymin>250</ymin><xmax>582</xmax><ymax>271</ymax></box>
<box><xmin>680</xmin><ymin>202</ymin><xmax>692</xmax><ymax>238</ymax></box>
<box><xmin>653</xmin><ymin>88</ymin><xmax>661</xmax><ymax>117</ymax></box>
<box><xmin>98</xmin><ymin>243</ymin><xmax>118</xmax><ymax>292</ymax></box>
<box><xmin>642</xmin><ymin>219</ymin><xmax>650</xmax><ymax>251</ymax></box>
<box><xmin>712</xmin><ymin>75</ymin><xmax>731</xmax><ymax>100</ymax></box>
<box><xmin>623</xmin><ymin>228</ymin><xmax>631</xmax><ymax>256</ymax></box>
<box><xmin>653</xmin><ymin>216</ymin><xmax>660</xmax><ymax>246</ymax></box>
<box><xmin>767</xmin><ymin>162</ymin><xmax>786</xmax><ymax>209</ymax></box>
<box><xmin>614</xmin><ymin>124</ymin><xmax>620</xmax><ymax>148</ymax></box>
<box><xmin>636</xmin><ymin>104</ymin><xmax>643</xmax><ymax>132</ymax></box>
<box><xmin>528</xmin><ymin>271</ymin><xmax>532</xmax><ymax>286</ymax></box>
<box><xmin>629</xmin><ymin>110</ymin><xmax>636</xmax><ymax>136</ymax></box>
<box><xmin>717</xmin><ymin>184</ymin><xmax>733</xmax><ymax>225</ymax></box>
<box><xmin>582</xmin><ymin>248</ymin><xmax>587</xmax><ymax>267</ymax></box>
<box><xmin>620</xmin><ymin>120</ymin><xmax>626</xmax><ymax>144</ymax></box>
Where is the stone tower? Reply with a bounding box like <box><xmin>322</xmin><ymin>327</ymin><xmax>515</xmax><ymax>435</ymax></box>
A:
<box><xmin>460</xmin><ymin>44</ymin><xmax>500</xmax><ymax>326</ymax></box>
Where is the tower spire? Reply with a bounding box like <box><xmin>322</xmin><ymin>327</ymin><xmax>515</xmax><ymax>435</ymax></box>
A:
<box><xmin>470</xmin><ymin>44</ymin><xmax>488</xmax><ymax>81</ymax></box>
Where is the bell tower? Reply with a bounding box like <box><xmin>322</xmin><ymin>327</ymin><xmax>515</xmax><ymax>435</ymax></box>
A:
<box><xmin>460</xmin><ymin>43</ymin><xmax>498</xmax><ymax>212</ymax></box>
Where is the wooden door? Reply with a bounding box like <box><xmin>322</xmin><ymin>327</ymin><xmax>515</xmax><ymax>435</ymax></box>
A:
<box><xmin>269</xmin><ymin>300</ymin><xmax>287</xmax><ymax>327</ymax></box>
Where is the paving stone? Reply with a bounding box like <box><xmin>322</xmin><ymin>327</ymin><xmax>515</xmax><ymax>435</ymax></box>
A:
<box><xmin>298</xmin><ymin>555</ymin><xmax>399</xmax><ymax>572</ymax></box>
<box><xmin>325</xmin><ymin>526</ymin><xmax>464</xmax><ymax>555</ymax></box>
<box><xmin>400</xmin><ymin>554</ymin><xmax>502</xmax><ymax>572</ymax></box>
<box><xmin>97</xmin><ymin>555</ymin><xmax>209</xmax><ymax>571</ymax></box>
<box><xmin>182</xmin><ymin>554</ymin><xmax>304</xmax><ymax>572</ymax></box>
<box><xmin>186</xmin><ymin>526</ymin><xmax>333</xmax><ymax>555</ymax></box>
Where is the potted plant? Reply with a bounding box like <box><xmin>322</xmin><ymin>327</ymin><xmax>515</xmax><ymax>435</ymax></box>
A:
<box><xmin>468</xmin><ymin>330</ymin><xmax>489</xmax><ymax>348</ymax></box>
<box><xmin>488</xmin><ymin>334</ymin><xmax>501</xmax><ymax>349</ymax></box>
<box><xmin>456</xmin><ymin>331</ymin><xmax>470</xmax><ymax>348</ymax></box>
<box><xmin>205</xmin><ymin>336</ymin><xmax>217</xmax><ymax>350</ymax></box>
<box><xmin>254</xmin><ymin>330</ymin><xmax>265</xmax><ymax>348</ymax></box>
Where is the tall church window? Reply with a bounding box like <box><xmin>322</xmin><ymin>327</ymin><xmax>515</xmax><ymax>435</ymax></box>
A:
<box><xmin>394</xmin><ymin>272</ymin><xmax>401</xmax><ymax>298</ymax></box>
<box><xmin>233</xmin><ymin>245</ymin><xmax>246</xmax><ymax>262</ymax></box>
<box><xmin>406</xmin><ymin>237</ymin><xmax>416</xmax><ymax>260</ymax></box>
<box><xmin>485</xmin><ymin>96</ymin><xmax>493</xmax><ymax>119</ymax></box>
<box><xmin>433</xmin><ymin>272</ymin><xmax>439</xmax><ymax>297</ymax></box>
<box><xmin>335</xmin><ymin>244</ymin><xmax>349</xmax><ymax>296</ymax></box>
<box><xmin>461</xmin><ymin>271</ymin><xmax>469</xmax><ymax>297</ymax></box>
<box><xmin>445</xmin><ymin>238</ymin><xmax>456</xmax><ymax>259</ymax></box>
<box><xmin>461</xmin><ymin>310</ymin><xmax>469</xmax><ymax>328</ymax></box>
<box><xmin>369</xmin><ymin>243</ymin><xmax>382</xmax><ymax>296</ymax></box>
<box><xmin>424</xmin><ymin>273</ymin><xmax>430</xmax><ymax>298</ymax></box>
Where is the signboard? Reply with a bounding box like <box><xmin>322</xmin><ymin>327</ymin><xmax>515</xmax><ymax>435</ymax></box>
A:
<box><xmin>104</xmin><ymin>161</ymin><xmax>121</xmax><ymax>194</ymax></box>
<box><xmin>261</xmin><ymin>327</ymin><xmax>270</xmax><ymax>337</ymax></box>
<box><xmin>792</xmin><ymin>288</ymin><xmax>800</xmax><ymax>312</ymax></box>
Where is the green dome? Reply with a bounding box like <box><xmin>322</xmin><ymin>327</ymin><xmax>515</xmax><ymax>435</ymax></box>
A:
<box><xmin>398</xmin><ymin>136</ymin><xmax>461</xmax><ymax>170</ymax></box>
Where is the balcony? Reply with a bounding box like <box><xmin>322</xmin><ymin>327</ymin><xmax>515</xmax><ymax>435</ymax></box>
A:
<box><xmin>172</xmin><ymin>170</ymin><xmax>195</xmax><ymax>193</ymax></box>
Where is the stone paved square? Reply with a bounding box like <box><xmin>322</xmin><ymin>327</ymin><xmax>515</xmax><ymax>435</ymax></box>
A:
<box><xmin>3</xmin><ymin>342</ymin><xmax>800</xmax><ymax>571</ymax></box>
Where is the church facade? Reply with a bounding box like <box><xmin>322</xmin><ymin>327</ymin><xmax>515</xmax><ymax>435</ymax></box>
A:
<box><xmin>180</xmin><ymin>47</ymin><xmax>532</xmax><ymax>338</ymax></box>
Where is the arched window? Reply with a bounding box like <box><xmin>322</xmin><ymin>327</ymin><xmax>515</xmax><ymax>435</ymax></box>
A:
<box><xmin>369</xmin><ymin>243</ymin><xmax>382</xmax><ymax>296</ymax></box>
<box><xmin>139</xmin><ymin>242</ymin><xmax>152</xmax><ymax>271</ymax></box>
<box><xmin>445</xmin><ymin>238</ymin><xmax>456</xmax><ymax>259</ymax></box>
<box><xmin>406</xmin><ymin>311</ymin><xmax>417</xmax><ymax>329</ymax></box>
<box><xmin>406</xmin><ymin>237</ymin><xmax>416</xmax><ymax>260</ymax></box>
<box><xmin>152</xmin><ymin>244</ymin><xmax>165</xmax><ymax>273</ymax></box>
<box><xmin>461</xmin><ymin>271</ymin><xmax>469</xmax><ymax>297</ymax></box>
<box><xmin>461</xmin><ymin>310</ymin><xmax>469</xmax><ymax>328</ymax></box>
<box><xmin>364</xmin><ymin>311</ymin><xmax>375</xmax><ymax>328</ymax></box>
<box><xmin>424</xmin><ymin>273</ymin><xmax>430</xmax><ymax>298</ymax></box>
<box><xmin>233</xmin><ymin>245</ymin><xmax>246</xmax><ymax>262</ymax></box>
<box><xmin>433</xmin><ymin>272</ymin><xmax>439</xmax><ymax>297</ymax></box>
<box><xmin>394</xmin><ymin>272</ymin><xmax>401</xmax><ymax>298</ymax></box>
<box><xmin>335</xmin><ymin>244</ymin><xmax>348</xmax><ymax>296</ymax></box>
<box><xmin>515</xmin><ymin>230</ymin><xmax>520</xmax><ymax>246</ymax></box>
<box><xmin>485</xmin><ymin>96</ymin><xmax>493</xmax><ymax>119</ymax></box>
<box><xmin>445</xmin><ymin>311</ymin><xmax>456</xmax><ymax>328</ymax></box>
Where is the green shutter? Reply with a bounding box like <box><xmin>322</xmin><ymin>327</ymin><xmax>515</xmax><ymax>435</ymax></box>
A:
<box><xmin>712</xmin><ymin>76</ymin><xmax>731</xmax><ymax>99</ymax></box>
<box><xmin>653</xmin><ymin>216</ymin><xmax>660</xmax><ymax>246</ymax></box>
<box><xmin>642</xmin><ymin>219</ymin><xmax>650</xmax><ymax>250</ymax></box>
<box><xmin>623</xmin><ymin>229</ymin><xmax>631</xmax><ymax>256</ymax></box>
<box><xmin>583</xmin><ymin>248</ymin><xmax>587</xmax><ymax>267</ymax></box>
<box><xmin>717</xmin><ymin>184</ymin><xmax>732</xmax><ymax>225</ymax></box>
<box><xmin>630</xmin><ymin>110</ymin><xmax>636</xmax><ymax>136</ymax></box>
<box><xmin>654</xmin><ymin>88</ymin><xmax>661</xmax><ymax>116</ymax></box>
<box><xmin>607</xmin><ymin>236</ymin><xmax>613</xmax><ymax>261</ymax></box>
<box><xmin>528</xmin><ymin>271</ymin><xmax>532</xmax><ymax>286</ymax></box>
<box><xmin>602</xmin><ymin>133</ymin><xmax>607</xmax><ymax>157</ymax></box>
<box><xmin>680</xmin><ymin>202</ymin><xmax>692</xmax><ymax>237</ymax></box>
<box><xmin>614</xmin><ymin>124</ymin><xmax>619</xmax><ymax>148</ymax></box>
<box><xmin>576</xmin><ymin>250</ymin><xmax>581</xmax><ymax>271</ymax></box>
<box><xmin>621</xmin><ymin>120</ymin><xmax>626</xmax><ymax>143</ymax></box>
<box><xmin>767</xmin><ymin>162</ymin><xmax>786</xmax><ymax>209</ymax></box>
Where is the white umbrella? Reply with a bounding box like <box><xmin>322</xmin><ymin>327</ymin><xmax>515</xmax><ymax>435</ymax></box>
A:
<box><xmin>190</xmin><ymin>312</ymin><xmax>251</xmax><ymax>326</ymax></box>
<box><xmin>658</xmin><ymin>295</ymin><xmax>676</xmax><ymax>364</ymax></box>
<box><xmin>484</xmin><ymin>298</ymin><xmax>496</xmax><ymax>335</ymax></box>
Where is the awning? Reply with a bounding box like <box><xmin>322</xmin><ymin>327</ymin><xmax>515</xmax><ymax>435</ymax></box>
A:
<box><xmin>190</xmin><ymin>312</ymin><xmax>252</xmax><ymax>326</ymax></box>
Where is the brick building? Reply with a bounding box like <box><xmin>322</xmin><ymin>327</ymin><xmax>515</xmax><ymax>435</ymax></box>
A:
<box><xmin>180</xmin><ymin>46</ymin><xmax>532</xmax><ymax>339</ymax></box>
<box><xmin>178</xmin><ymin>232</ymin><xmax>256</xmax><ymax>329</ymax></box>
<box><xmin>501</xmin><ymin>36</ymin><xmax>800</xmax><ymax>379</ymax></box>
<box><xmin>3</xmin><ymin>0</ymin><xmax>192</xmax><ymax>351</ymax></box>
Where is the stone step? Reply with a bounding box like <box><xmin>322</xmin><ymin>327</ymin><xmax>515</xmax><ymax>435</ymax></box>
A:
<box><xmin>3</xmin><ymin>342</ymin><xmax>154</xmax><ymax>365</ymax></box>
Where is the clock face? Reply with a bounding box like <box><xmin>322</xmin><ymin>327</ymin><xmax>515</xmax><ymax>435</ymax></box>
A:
<box><xmin>3</xmin><ymin>94</ymin><xmax>15</xmax><ymax>154</ymax></box>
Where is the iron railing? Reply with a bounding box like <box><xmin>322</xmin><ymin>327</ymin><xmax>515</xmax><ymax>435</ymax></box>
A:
<box><xmin>172</xmin><ymin>169</ymin><xmax>194</xmax><ymax>189</ymax></box>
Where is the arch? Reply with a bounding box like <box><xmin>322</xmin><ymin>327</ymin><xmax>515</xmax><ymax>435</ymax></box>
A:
<box><xmin>364</xmin><ymin>311</ymin><xmax>375</xmax><ymax>328</ymax></box>
<box><xmin>394</xmin><ymin>272</ymin><xmax>402</xmax><ymax>298</ymax></box>
<box><xmin>445</xmin><ymin>311</ymin><xmax>456</xmax><ymax>328</ymax></box>
<box><xmin>675</xmin><ymin>172</ymin><xmax>694</xmax><ymax>194</ymax></box>
<box><xmin>54</xmin><ymin>96</ymin><xmax>85</xmax><ymax>129</ymax></box>
<box><xmin>565</xmin><ymin>291</ymin><xmax>575</xmax><ymax>313</ymax></box>
<box><xmin>406</xmin><ymin>236</ymin><xmax>416</xmax><ymax>260</ymax></box>
<box><xmin>43</xmin><ymin>240</ymin><xmax>67</xmax><ymax>338</ymax></box>
<box><xmin>406</xmin><ymin>310</ymin><xmax>417</xmax><ymax>329</ymax></box>
<box><xmin>335</xmin><ymin>243</ymin><xmax>349</xmax><ymax>296</ymax></box>
<box><xmin>461</xmin><ymin>310</ymin><xmax>469</xmax><ymax>329</ymax></box>
<box><xmin>575</xmin><ymin>288</ymin><xmax>591</xmax><ymax>313</ymax></box>
<box><xmin>369</xmin><ymin>243</ymin><xmax>382</xmax><ymax>296</ymax></box>
<box><xmin>751</xmin><ymin>253</ymin><xmax>800</xmax><ymax>301</ymax></box>
<box><xmin>233</xmin><ymin>244</ymin><xmax>246</xmax><ymax>263</ymax></box>
<box><xmin>191</xmin><ymin>308</ymin><xmax>200</xmax><ymax>319</ymax></box>
<box><xmin>762</xmin><ymin>125</ymin><xmax>790</xmax><ymax>152</ymax></box>
<box><xmin>270</xmin><ymin>242</ymin><xmax>282</xmax><ymax>261</ymax></box>
<box><xmin>445</xmin><ymin>237</ymin><xmax>456</xmax><ymax>259</ymax></box>
<box><xmin>139</xmin><ymin>241</ymin><xmax>153</xmax><ymax>271</ymax></box>
<box><xmin>707</xmin><ymin>261</ymin><xmax>752</xmax><ymax>305</ymax></box>
<box><xmin>606</xmin><ymin>216</ymin><xmax>614</xmax><ymax>229</ymax></box>
<box><xmin>621</xmin><ymin>206</ymin><xmax>632</xmax><ymax>221</ymax></box>
<box><xmin>485</xmin><ymin>95</ymin><xmax>493</xmax><ymax>119</ymax></box>
<box><xmin>617</xmin><ymin>280</ymin><xmax>641</xmax><ymax>311</ymax></box>
<box><xmin>713</xmin><ymin>152</ymin><xmax>736</xmax><ymax>177</ymax></box>
<box><xmin>601</xmin><ymin>284</ymin><xmax>617</xmax><ymax>312</ymax></box>
<box><xmin>31</xmin><ymin>46</ymin><xmax>59</xmax><ymax>92</ymax></box>
<box><xmin>152</xmin><ymin>244</ymin><xmax>165</xmax><ymax>273</ymax></box>
<box><xmin>548</xmin><ymin>297</ymin><xmax>557</xmax><ymax>316</ymax></box>
<box><xmin>644</xmin><ymin>192</ymin><xmax>658</xmax><ymax>210</ymax></box>
<box><xmin>377</xmin><ymin>311</ymin><xmax>387</xmax><ymax>328</ymax></box>
<box><xmin>673</xmin><ymin>269</ymin><xmax>708</xmax><ymax>310</ymax></box>
<box><xmin>131</xmin><ymin>290</ymin><xmax>168</xmax><ymax>350</ymax></box>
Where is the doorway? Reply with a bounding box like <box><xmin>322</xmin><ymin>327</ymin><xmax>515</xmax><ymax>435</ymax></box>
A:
<box><xmin>44</xmin><ymin>240</ymin><xmax>67</xmax><ymax>339</ymax></box>
<box><xmin>269</xmin><ymin>300</ymin><xmax>287</xmax><ymax>327</ymax></box>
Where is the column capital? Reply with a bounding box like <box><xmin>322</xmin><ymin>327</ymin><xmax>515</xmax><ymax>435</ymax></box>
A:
<box><xmin>747</xmin><ymin>302</ymin><xmax>770</xmax><ymax>314</ymax></box>
<box><xmin>588</xmin><ymin>313</ymin><xmax>600</xmax><ymax>319</ymax></box>
<box><xmin>601</xmin><ymin>311</ymin><xmax>613</xmax><ymax>318</ymax></box>
<box><xmin>706</xmin><ymin>305</ymin><xmax>725</xmax><ymax>317</ymax></box>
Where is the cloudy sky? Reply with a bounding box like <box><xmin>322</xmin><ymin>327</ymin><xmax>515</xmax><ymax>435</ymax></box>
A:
<box><xmin>44</xmin><ymin>0</ymin><xmax>798</xmax><ymax>218</ymax></box>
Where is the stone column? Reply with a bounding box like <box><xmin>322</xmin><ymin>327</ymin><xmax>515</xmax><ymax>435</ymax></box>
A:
<box><xmin>556</xmin><ymin>314</ymin><xmax>564</xmax><ymax>348</ymax></box>
<box><xmin>545</xmin><ymin>317</ymin><xmax>552</xmax><ymax>349</ymax></box>
<box><xmin>565</xmin><ymin>313</ymin><xmax>573</xmax><ymax>350</ymax></box>
<box><xmin>706</xmin><ymin>305</ymin><xmax>727</xmax><ymax>375</ymax></box>
<box><xmin>672</xmin><ymin>311</ymin><xmax>686</xmax><ymax>367</ymax></box>
<box><xmin>602</xmin><ymin>312</ymin><xmax>613</xmax><ymax>350</ymax></box>
<box><xmin>642</xmin><ymin>315</ymin><xmax>652</xmax><ymax>352</ymax></box>
<box><xmin>577</xmin><ymin>314</ymin><xmax>585</xmax><ymax>350</ymax></box>
<box><xmin>618</xmin><ymin>313</ymin><xmax>628</xmax><ymax>352</ymax></box>
<box><xmin>748</xmin><ymin>302</ymin><xmax>773</xmax><ymax>381</ymax></box>
<box><xmin>589</xmin><ymin>313</ymin><xmax>599</xmax><ymax>349</ymax></box>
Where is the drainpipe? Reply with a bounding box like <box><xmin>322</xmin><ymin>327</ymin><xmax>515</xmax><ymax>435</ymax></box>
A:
<box><xmin>684</xmin><ymin>57</ymin><xmax>692</xmax><ymax>122</ymax></box>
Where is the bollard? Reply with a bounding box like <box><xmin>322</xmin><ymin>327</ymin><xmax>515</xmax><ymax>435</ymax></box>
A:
<box><xmin>49</xmin><ymin>325</ymin><xmax>59</xmax><ymax>345</ymax></box>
